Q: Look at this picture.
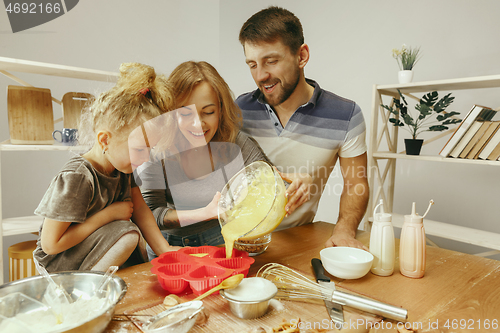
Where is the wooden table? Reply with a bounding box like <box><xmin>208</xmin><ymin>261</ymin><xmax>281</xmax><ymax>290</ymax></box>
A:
<box><xmin>106</xmin><ymin>222</ymin><xmax>500</xmax><ymax>333</ymax></box>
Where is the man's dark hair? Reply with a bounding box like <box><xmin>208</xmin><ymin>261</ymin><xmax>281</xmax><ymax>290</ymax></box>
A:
<box><xmin>239</xmin><ymin>6</ymin><xmax>304</xmax><ymax>54</ymax></box>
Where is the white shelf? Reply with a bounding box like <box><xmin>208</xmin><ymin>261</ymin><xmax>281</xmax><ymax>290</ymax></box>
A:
<box><xmin>0</xmin><ymin>141</ymin><xmax>87</xmax><ymax>152</ymax></box>
<box><xmin>377</xmin><ymin>74</ymin><xmax>500</xmax><ymax>95</ymax></box>
<box><xmin>2</xmin><ymin>215</ymin><xmax>42</xmax><ymax>236</ymax></box>
<box><xmin>0</xmin><ymin>56</ymin><xmax>118</xmax><ymax>82</ymax></box>
<box><xmin>373</xmin><ymin>152</ymin><xmax>500</xmax><ymax>166</ymax></box>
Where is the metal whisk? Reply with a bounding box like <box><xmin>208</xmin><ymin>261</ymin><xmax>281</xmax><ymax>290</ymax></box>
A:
<box><xmin>257</xmin><ymin>263</ymin><xmax>407</xmax><ymax>322</ymax></box>
<box><xmin>257</xmin><ymin>263</ymin><xmax>332</xmax><ymax>300</ymax></box>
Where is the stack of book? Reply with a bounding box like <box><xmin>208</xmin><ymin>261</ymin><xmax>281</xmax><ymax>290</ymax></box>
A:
<box><xmin>440</xmin><ymin>105</ymin><xmax>500</xmax><ymax>160</ymax></box>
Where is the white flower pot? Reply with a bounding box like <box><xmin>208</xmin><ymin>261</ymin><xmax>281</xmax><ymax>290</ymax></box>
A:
<box><xmin>398</xmin><ymin>70</ymin><xmax>413</xmax><ymax>84</ymax></box>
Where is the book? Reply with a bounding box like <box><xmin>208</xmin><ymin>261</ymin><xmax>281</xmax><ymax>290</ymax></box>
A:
<box><xmin>460</xmin><ymin>121</ymin><xmax>492</xmax><ymax>158</ymax></box>
<box><xmin>439</xmin><ymin>105</ymin><xmax>493</xmax><ymax>157</ymax></box>
<box><xmin>469</xmin><ymin>121</ymin><xmax>500</xmax><ymax>159</ymax></box>
<box><xmin>487</xmin><ymin>140</ymin><xmax>500</xmax><ymax>160</ymax></box>
<box><xmin>478</xmin><ymin>129</ymin><xmax>500</xmax><ymax>159</ymax></box>
<box><xmin>449</xmin><ymin>121</ymin><xmax>483</xmax><ymax>158</ymax></box>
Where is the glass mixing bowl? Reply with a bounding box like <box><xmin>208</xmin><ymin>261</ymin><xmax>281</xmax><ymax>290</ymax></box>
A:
<box><xmin>218</xmin><ymin>161</ymin><xmax>286</xmax><ymax>242</ymax></box>
<box><xmin>234</xmin><ymin>234</ymin><xmax>272</xmax><ymax>256</ymax></box>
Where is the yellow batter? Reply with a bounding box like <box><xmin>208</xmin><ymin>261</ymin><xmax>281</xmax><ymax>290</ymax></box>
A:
<box><xmin>189</xmin><ymin>253</ymin><xmax>209</xmax><ymax>257</ymax></box>
<box><xmin>221</xmin><ymin>166</ymin><xmax>277</xmax><ymax>258</ymax></box>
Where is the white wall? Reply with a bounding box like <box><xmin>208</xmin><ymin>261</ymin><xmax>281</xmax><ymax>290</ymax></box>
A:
<box><xmin>1</xmin><ymin>0</ymin><xmax>499</xmax><ymax>281</ymax></box>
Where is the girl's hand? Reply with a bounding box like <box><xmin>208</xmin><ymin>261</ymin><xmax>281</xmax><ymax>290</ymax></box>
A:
<box><xmin>277</xmin><ymin>170</ymin><xmax>312</xmax><ymax>216</ymax></box>
<box><xmin>164</xmin><ymin>245</ymin><xmax>183</xmax><ymax>252</ymax></box>
<box><xmin>107</xmin><ymin>201</ymin><xmax>134</xmax><ymax>221</ymax></box>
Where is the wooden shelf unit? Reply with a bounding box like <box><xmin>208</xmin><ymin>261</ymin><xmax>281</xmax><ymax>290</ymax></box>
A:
<box><xmin>367</xmin><ymin>75</ymin><xmax>500</xmax><ymax>258</ymax></box>
<box><xmin>373</xmin><ymin>152</ymin><xmax>500</xmax><ymax>166</ymax></box>
<box><xmin>0</xmin><ymin>57</ymin><xmax>118</xmax><ymax>284</ymax></box>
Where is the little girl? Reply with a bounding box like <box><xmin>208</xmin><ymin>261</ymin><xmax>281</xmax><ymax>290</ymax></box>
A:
<box><xmin>33</xmin><ymin>62</ymin><xmax>180</xmax><ymax>272</ymax></box>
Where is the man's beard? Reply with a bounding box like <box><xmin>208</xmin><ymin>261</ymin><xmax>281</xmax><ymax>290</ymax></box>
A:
<box><xmin>260</xmin><ymin>68</ymin><xmax>300</xmax><ymax>107</ymax></box>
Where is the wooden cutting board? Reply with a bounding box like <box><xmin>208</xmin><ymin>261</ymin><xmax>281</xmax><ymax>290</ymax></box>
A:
<box><xmin>61</xmin><ymin>92</ymin><xmax>94</xmax><ymax>129</ymax></box>
<box><xmin>7</xmin><ymin>85</ymin><xmax>53</xmax><ymax>144</ymax></box>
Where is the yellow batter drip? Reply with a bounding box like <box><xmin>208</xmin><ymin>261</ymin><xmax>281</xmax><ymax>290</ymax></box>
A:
<box><xmin>221</xmin><ymin>167</ymin><xmax>275</xmax><ymax>258</ymax></box>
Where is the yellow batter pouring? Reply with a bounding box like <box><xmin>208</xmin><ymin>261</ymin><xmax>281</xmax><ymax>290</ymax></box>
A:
<box><xmin>221</xmin><ymin>165</ymin><xmax>283</xmax><ymax>258</ymax></box>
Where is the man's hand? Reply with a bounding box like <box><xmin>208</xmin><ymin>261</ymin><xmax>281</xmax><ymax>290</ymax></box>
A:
<box><xmin>325</xmin><ymin>153</ymin><xmax>369</xmax><ymax>251</ymax></box>
<box><xmin>277</xmin><ymin>170</ymin><xmax>312</xmax><ymax>216</ymax></box>
<box><xmin>325</xmin><ymin>225</ymin><xmax>368</xmax><ymax>251</ymax></box>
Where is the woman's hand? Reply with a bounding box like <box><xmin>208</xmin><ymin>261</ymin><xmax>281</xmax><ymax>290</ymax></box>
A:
<box><xmin>278</xmin><ymin>170</ymin><xmax>312</xmax><ymax>216</ymax></box>
<box><xmin>202</xmin><ymin>191</ymin><xmax>221</xmax><ymax>221</ymax></box>
<box><xmin>173</xmin><ymin>191</ymin><xmax>222</xmax><ymax>228</ymax></box>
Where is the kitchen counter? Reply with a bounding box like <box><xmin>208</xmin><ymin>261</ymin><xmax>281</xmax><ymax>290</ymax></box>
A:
<box><xmin>106</xmin><ymin>222</ymin><xmax>500</xmax><ymax>333</ymax></box>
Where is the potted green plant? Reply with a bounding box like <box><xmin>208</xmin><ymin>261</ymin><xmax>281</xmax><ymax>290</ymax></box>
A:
<box><xmin>392</xmin><ymin>45</ymin><xmax>421</xmax><ymax>83</ymax></box>
<box><xmin>381</xmin><ymin>90</ymin><xmax>461</xmax><ymax>155</ymax></box>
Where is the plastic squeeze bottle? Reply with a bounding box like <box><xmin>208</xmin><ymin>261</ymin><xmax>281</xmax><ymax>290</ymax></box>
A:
<box><xmin>370</xmin><ymin>199</ymin><xmax>395</xmax><ymax>276</ymax></box>
<box><xmin>399</xmin><ymin>200</ymin><xmax>434</xmax><ymax>278</ymax></box>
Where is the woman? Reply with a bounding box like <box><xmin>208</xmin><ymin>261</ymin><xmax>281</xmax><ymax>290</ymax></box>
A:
<box><xmin>137</xmin><ymin>61</ymin><xmax>310</xmax><ymax>260</ymax></box>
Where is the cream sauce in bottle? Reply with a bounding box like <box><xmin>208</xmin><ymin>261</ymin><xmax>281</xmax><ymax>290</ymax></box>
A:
<box><xmin>370</xmin><ymin>199</ymin><xmax>395</xmax><ymax>276</ymax></box>
<box><xmin>399</xmin><ymin>200</ymin><xmax>434</xmax><ymax>278</ymax></box>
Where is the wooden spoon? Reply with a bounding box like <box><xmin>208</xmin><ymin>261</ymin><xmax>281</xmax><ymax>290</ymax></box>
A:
<box><xmin>193</xmin><ymin>274</ymin><xmax>244</xmax><ymax>301</ymax></box>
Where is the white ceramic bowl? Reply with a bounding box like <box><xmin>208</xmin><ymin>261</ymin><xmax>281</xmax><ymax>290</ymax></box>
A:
<box><xmin>320</xmin><ymin>247</ymin><xmax>374</xmax><ymax>279</ymax></box>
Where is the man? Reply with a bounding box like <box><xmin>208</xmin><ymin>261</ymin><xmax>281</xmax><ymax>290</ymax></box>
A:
<box><xmin>235</xmin><ymin>6</ymin><xmax>369</xmax><ymax>249</ymax></box>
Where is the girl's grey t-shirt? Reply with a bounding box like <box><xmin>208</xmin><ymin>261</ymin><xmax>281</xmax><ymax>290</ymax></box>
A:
<box><xmin>35</xmin><ymin>154</ymin><xmax>134</xmax><ymax>223</ymax></box>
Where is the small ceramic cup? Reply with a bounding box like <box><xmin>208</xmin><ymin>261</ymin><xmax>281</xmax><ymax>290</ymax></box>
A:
<box><xmin>52</xmin><ymin>128</ymin><xmax>78</xmax><ymax>145</ymax></box>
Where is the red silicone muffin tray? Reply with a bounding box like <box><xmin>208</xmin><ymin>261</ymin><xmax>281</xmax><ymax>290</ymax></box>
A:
<box><xmin>150</xmin><ymin>246</ymin><xmax>255</xmax><ymax>295</ymax></box>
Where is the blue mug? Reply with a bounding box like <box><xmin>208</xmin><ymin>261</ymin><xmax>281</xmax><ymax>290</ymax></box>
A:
<box><xmin>52</xmin><ymin>128</ymin><xmax>78</xmax><ymax>145</ymax></box>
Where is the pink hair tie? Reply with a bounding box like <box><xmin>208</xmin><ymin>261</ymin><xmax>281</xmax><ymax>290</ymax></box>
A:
<box><xmin>139</xmin><ymin>88</ymin><xmax>150</xmax><ymax>95</ymax></box>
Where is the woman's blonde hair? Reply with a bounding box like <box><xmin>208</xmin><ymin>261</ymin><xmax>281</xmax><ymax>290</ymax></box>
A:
<box><xmin>167</xmin><ymin>61</ymin><xmax>241</xmax><ymax>144</ymax></box>
<box><xmin>79</xmin><ymin>62</ymin><xmax>173</xmax><ymax>146</ymax></box>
